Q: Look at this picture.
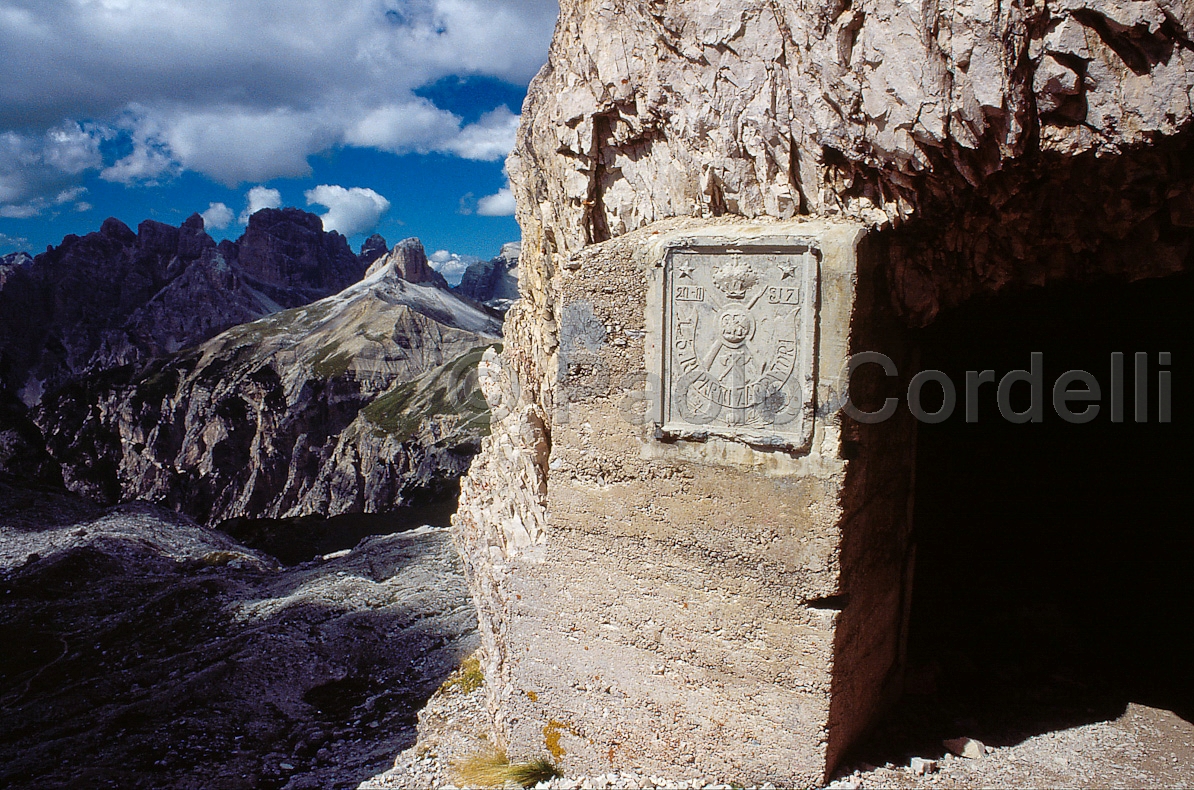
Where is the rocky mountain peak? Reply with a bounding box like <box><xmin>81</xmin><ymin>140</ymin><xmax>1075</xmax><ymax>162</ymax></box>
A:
<box><xmin>496</xmin><ymin>241</ymin><xmax>521</xmax><ymax>263</ymax></box>
<box><xmin>0</xmin><ymin>251</ymin><xmax>32</xmax><ymax>290</ymax></box>
<box><xmin>367</xmin><ymin>237</ymin><xmax>450</xmax><ymax>289</ymax></box>
<box><xmin>359</xmin><ymin>234</ymin><xmax>389</xmax><ymax>267</ymax></box>
<box><xmin>178</xmin><ymin>213</ymin><xmax>216</xmax><ymax>260</ymax></box>
<box><xmin>99</xmin><ymin>217</ymin><xmax>136</xmax><ymax>245</ymax></box>
<box><xmin>0</xmin><ymin>209</ymin><xmax>375</xmax><ymax>402</ymax></box>
<box><xmin>455</xmin><ymin>240</ymin><xmax>520</xmax><ymax>311</ymax></box>
<box><xmin>235</xmin><ymin>208</ymin><xmax>364</xmax><ymax>295</ymax></box>
<box><xmin>0</xmin><ymin>251</ymin><xmax>32</xmax><ymax>267</ymax></box>
<box><xmin>137</xmin><ymin>219</ymin><xmax>181</xmax><ymax>256</ymax></box>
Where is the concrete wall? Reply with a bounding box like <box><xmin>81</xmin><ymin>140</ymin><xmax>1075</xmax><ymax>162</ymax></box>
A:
<box><xmin>454</xmin><ymin>217</ymin><xmax>919</xmax><ymax>785</ymax></box>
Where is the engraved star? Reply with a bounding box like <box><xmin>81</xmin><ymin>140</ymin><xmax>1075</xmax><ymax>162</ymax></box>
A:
<box><xmin>777</xmin><ymin>258</ymin><xmax>800</xmax><ymax>280</ymax></box>
<box><xmin>675</xmin><ymin>257</ymin><xmax>696</xmax><ymax>279</ymax></box>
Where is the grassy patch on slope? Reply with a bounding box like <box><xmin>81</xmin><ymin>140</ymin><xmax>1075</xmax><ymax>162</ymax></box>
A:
<box><xmin>362</xmin><ymin>344</ymin><xmax>499</xmax><ymax>442</ymax></box>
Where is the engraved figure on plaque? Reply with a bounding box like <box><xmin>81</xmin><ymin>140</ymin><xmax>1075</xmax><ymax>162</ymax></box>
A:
<box><xmin>660</xmin><ymin>243</ymin><xmax>819</xmax><ymax>451</ymax></box>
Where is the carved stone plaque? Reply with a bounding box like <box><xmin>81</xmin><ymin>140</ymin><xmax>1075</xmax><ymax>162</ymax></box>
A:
<box><xmin>658</xmin><ymin>243</ymin><xmax>819</xmax><ymax>451</ymax></box>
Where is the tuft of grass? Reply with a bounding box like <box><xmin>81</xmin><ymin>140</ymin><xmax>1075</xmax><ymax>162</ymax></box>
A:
<box><xmin>198</xmin><ymin>551</ymin><xmax>243</xmax><ymax>567</ymax></box>
<box><xmin>505</xmin><ymin>757</ymin><xmax>562</xmax><ymax>787</ymax></box>
<box><xmin>452</xmin><ymin>747</ymin><xmax>560</xmax><ymax>788</ymax></box>
<box><xmin>440</xmin><ymin>655</ymin><xmax>484</xmax><ymax>696</ymax></box>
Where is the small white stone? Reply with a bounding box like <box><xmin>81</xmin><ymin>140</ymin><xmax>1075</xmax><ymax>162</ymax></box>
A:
<box><xmin>943</xmin><ymin>737</ymin><xmax>985</xmax><ymax>759</ymax></box>
<box><xmin>910</xmin><ymin>757</ymin><xmax>938</xmax><ymax>775</ymax></box>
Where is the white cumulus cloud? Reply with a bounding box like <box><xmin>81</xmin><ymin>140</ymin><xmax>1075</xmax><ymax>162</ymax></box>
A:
<box><xmin>201</xmin><ymin>202</ymin><xmax>234</xmax><ymax>230</ymax></box>
<box><xmin>476</xmin><ymin>187</ymin><xmax>516</xmax><ymax>216</ymax></box>
<box><xmin>440</xmin><ymin>106</ymin><xmax>520</xmax><ymax>161</ymax></box>
<box><xmin>100</xmin><ymin>143</ymin><xmax>176</xmax><ymax>185</ymax></box>
<box><xmin>345</xmin><ymin>99</ymin><xmax>464</xmax><ymax>155</ymax></box>
<box><xmin>305</xmin><ymin>185</ymin><xmax>390</xmax><ymax>237</ymax></box>
<box><xmin>239</xmin><ymin>186</ymin><xmax>283</xmax><ymax>224</ymax></box>
<box><xmin>99</xmin><ymin>112</ymin><xmax>176</xmax><ymax>185</ymax></box>
<box><xmin>0</xmin><ymin>0</ymin><xmax>556</xmax><ymax>215</ymax></box>
<box><xmin>0</xmin><ymin>124</ymin><xmax>102</xmax><ymax>217</ymax></box>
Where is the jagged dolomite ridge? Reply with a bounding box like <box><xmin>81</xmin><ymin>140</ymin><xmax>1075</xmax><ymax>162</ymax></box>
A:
<box><xmin>37</xmin><ymin>260</ymin><xmax>502</xmax><ymax>526</ymax></box>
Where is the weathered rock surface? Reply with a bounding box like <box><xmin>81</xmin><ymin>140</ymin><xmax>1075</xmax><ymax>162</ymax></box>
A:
<box><xmin>454</xmin><ymin>241</ymin><xmax>522</xmax><ymax>312</ymax></box>
<box><xmin>232</xmin><ymin>207</ymin><xmax>365</xmax><ymax>302</ymax></box>
<box><xmin>0</xmin><ymin>209</ymin><xmax>369</xmax><ymax>407</ymax></box>
<box><xmin>509</xmin><ymin>0</ymin><xmax>1193</xmax><ymax>325</ymax></box>
<box><xmin>450</xmin><ymin>0</ymin><xmax>1193</xmax><ymax>785</ymax></box>
<box><xmin>33</xmin><ymin>258</ymin><xmax>501</xmax><ymax>526</ymax></box>
<box><xmin>375</xmin><ymin>237</ymin><xmax>452</xmax><ymax>290</ymax></box>
<box><xmin>0</xmin><ymin>482</ymin><xmax>478</xmax><ymax>790</ymax></box>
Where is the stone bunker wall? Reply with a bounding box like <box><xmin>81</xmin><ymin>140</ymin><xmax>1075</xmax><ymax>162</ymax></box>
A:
<box><xmin>451</xmin><ymin>0</ymin><xmax>1193</xmax><ymax>785</ymax></box>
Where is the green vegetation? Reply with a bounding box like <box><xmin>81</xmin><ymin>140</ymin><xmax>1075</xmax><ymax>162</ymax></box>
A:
<box><xmin>362</xmin><ymin>380</ymin><xmax>420</xmax><ymax>437</ymax></box>
<box><xmin>439</xmin><ymin>654</ymin><xmax>484</xmax><ymax>696</ymax></box>
<box><xmin>221</xmin><ymin>301</ymin><xmax>336</xmax><ymax>346</ymax></box>
<box><xmin>222</xmin><ymin>321</ymin><xmax>288</xmax><ymax>345</ymax></box>
<box><xmin>452</xmin><ymin>748</ymin><xmax>560</xmax><ymax>789</ymax></box>
<box><xmin>361</xmin><ymin>344</ymin><xmax>500</xmax><ymax>442</ymax></box>
<box><xmin>311</xmin><ymin>339</ymin><xmax>354</xmax><ymax>379</ymax></box>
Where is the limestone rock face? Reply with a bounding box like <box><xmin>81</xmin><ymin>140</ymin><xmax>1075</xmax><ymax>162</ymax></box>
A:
<box><xmin>372</xmin><ymin>237</ymin><xmax>452</xmax><ymax>289</ymax></box>
<box><xmin>34</xmin><ymin>265</ymin><xmax>501</xmax><ymax>526</ymax></box>
<box><xmin>455</xmin><ymin>241</ymin><xmax>522</xmax><ymax>311</ymax></box>
<box><xmin>509</xmin><ymin>0</ymin><xmax>1193</xmax><ymax>324</ymax></box>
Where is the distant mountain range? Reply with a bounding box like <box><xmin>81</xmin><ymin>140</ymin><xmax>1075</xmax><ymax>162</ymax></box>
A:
<box><xmin>455</xmin><ymin>241</ymin><xmax>520</xmax><ymax>312</ymax></box>
<box><xmin>0</xmin><ymin>210</ymin><xmax>518</xmax><ymax>526</ymax></box>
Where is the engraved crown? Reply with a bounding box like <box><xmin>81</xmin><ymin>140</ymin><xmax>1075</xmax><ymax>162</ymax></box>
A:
<box><xmin>712</xmin><ymin>259</ymin><xmax>757</xmax><ymax>299</ymax></box>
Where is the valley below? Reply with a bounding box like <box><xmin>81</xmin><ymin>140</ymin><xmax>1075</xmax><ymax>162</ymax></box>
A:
<box><xmin>0</xmin><ymin>483</ymin><xmax>479</xmax><ymax>790</ymax></box>
<box><xmin>0</xmin><ymin>211</ymin><xmax>516</xmax><ymax>788</ymax></box>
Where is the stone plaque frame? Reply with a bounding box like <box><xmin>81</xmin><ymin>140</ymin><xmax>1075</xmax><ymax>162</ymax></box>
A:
<box><xmin>648</xmin><ymin>234</ymin><xmax>821</xmax><ymax>453</ymax></box>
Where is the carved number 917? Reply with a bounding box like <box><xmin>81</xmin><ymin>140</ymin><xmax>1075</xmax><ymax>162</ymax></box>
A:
<box><xmin>768</xmin><ymin>286</ymin><xmax>799</xmax><ymax>304</ymax></box>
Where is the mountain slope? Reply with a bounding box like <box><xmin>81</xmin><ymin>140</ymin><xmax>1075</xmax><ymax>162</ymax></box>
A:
<box><xmin>0</xmin><ymin>483</ymin><xmax>476</xmax><ymax>790</ymax></box>
<box><xmin>34</xmin><ymin>255</ymin><xmax>502</xmax><ymax>526</ymax></box>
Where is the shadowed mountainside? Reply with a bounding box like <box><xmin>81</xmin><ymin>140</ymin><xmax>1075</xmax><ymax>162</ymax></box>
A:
<box><xmin>32</xmin><ymin>250</ymin><xmax>502</xmax><ymax>526</ymax></box>
<box><xmin>0</xmin><ymin>482</ymin><xmax>478</xmax><ymax>790</ymax></box>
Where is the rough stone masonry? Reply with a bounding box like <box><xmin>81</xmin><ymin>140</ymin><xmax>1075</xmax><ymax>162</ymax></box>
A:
<box><xmin>451</xmin><ymin>0</ymin><xmax>1194</xmax><ymax>785</ymax></box>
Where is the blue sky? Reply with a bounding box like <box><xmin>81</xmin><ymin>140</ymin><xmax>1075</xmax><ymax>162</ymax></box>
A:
<box><xmin>0</xmin><ymin>1</ymin><xmax>558</xmax><ymax>262</ymax></box>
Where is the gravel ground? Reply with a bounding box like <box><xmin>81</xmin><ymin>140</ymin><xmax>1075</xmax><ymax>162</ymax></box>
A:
<box><xmin>0</xmin><ymin>483</ymin><xmax>478</xmax><ymax>790</ymax></box>
<box><xmin>362</xmin><ymin>663</ymin><xmax>1194</xmax><ymax>790</ymax></box>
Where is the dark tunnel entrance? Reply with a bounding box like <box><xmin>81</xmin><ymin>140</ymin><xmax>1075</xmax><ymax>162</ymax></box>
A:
<box><xmin>855</xmin><ymin>270</ymin><xmax>1194</xmax><ymax>763</ymax></box>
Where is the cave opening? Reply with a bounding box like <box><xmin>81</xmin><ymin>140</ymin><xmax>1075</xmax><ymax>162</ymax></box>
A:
<box><xmin>855</xmin><ymin>270</ymin><xmax>1194</xmax><ymax>762</ymax></box>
